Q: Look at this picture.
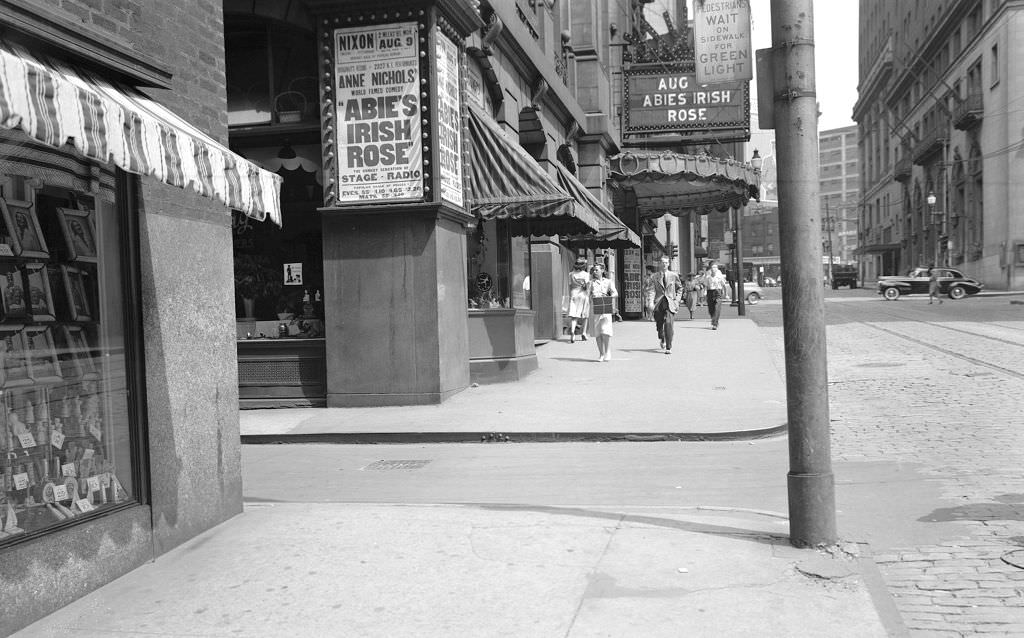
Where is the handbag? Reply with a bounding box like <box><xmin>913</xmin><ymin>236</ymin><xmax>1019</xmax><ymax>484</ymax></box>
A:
<box><xmin>591</xmin><ymin>295</ymin><xmax>615</xmax><ymax>315</ymax></box>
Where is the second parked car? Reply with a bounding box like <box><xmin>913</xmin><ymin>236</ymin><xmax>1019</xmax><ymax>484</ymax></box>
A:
<box><xmin>876</xmin><ymin>267</ymin><xmax>984</xmax><ymax>300</ymax></box>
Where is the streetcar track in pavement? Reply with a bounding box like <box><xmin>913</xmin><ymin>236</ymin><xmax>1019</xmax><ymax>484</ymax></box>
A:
<box><xmin>856</xmin><ymin>320</ymin><xmax>1024</xmax><ymax>381</ymax></box>
<box><xmin>843</xmin><ymin>296</ymin><xmax>1024</xmax><ymax>352</ymax></box>
<box><xmin>753</xmin><ymin>296</ymin><xmax>1024</xmax><ymax>380</ymax></box>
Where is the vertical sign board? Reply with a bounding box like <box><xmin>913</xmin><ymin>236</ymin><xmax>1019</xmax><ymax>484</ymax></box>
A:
<box><xmin>334</xmin><ymin>23</ymin><xmax>423</xmax><ymax>202</ymax></box>
<box><xmin>693</xmin><ymin>1</ymin><xmax>753</xmax><ymax>85</ymax></box>
<box><xmin>623</xmin><ymin>248</ymin><xmax>642</xmax><ymax>313</ymax></box>
<box><xmin>435</xmin><ymin>34</ymin><xmax>463</xmax><ymax>208</ymax></box>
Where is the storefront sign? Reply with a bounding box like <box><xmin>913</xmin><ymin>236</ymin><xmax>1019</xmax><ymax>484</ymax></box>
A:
<box><xmin>623</xmin><ymin>248</ymin><xmax>642</xmax><ymax>313</ymax></box>
<box><xmin>435</xmin><ymin>34</ymin><xmax>464</xmax><ymax>208</ymax></box>
<box><xmin>334</xmin><ymin>23</ymin><xmax>423</xmax><ymax>202</ymax></box>
<box><xmin>693</xmin><ymin>0</ymin><xmax>753</xmax><ymax>85</ymax></box>
<box><xmin>623</xmin><ymin>67</ymin><xmax>749</xmax><ymax>142</ymax></box>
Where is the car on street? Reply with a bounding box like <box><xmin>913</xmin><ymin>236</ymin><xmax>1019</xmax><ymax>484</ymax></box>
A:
<box><xmin>876</xmin><ymin>266</ymin><xmax>984</xmax><ymax>300</ymax></box>
<box><xmin>738</xmin><ymin>280</ymin><xmax>765</xmax><ymax>305</ymax></box>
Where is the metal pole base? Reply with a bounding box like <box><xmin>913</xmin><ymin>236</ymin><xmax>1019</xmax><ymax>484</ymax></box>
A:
<box><xmin>787</xmin><ymin>471</ymin><xmax>838</xmax><ymax>548</ymax></box>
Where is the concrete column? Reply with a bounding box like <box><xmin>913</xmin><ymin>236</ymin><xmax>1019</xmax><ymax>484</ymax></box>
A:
<box><xmin>322</xmin><ymin>207</ymin><xmax>470</xmax><ymax>406</ymax></box>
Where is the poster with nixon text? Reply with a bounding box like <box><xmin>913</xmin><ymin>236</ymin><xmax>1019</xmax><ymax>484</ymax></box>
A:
<box><xmin>435</xmin><ymin>34</ymin><xmax>464</xmax><ymax>208</ymax></box>
<box><xmin>334</xmin><ymin>23</ymin><xmax>422</xmax><ymax>202</ymax></box>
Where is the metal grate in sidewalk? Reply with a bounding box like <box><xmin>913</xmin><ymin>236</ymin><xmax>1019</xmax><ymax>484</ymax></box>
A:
<box><xmin>361</xmin><ymin>460</ymin><xmax>432</xmax><ymax>471</ymax></box>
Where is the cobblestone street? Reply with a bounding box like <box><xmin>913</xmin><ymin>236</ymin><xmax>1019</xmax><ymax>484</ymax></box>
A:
<box><xmin>755</xmin><ymin>293</ymin><xmax>1024</xmax><ymax>636</ymax></box>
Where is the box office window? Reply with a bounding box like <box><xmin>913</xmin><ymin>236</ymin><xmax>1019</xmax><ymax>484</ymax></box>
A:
<box><xmin>0</xmin><ymin>128</ymin><xmax>141</xmax><ymax>544</ymax></box>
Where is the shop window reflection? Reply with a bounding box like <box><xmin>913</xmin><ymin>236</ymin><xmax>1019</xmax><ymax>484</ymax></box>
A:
<box><xmin>468</xmin><ymin>220</ymin><xmax>532</xmax><ymax>310</ymax></box>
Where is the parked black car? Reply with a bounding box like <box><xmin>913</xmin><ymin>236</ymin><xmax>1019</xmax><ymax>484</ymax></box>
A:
<box><xmin>876</xmin><ymin>267</ymin><xmax>984</xmax><ymax>300</ymax></box>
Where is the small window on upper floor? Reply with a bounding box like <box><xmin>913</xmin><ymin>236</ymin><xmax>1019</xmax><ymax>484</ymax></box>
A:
<box><xmin>991</xmin><ymin>43</ymin><xmax>999</xmax><ymax>89</ymax></box>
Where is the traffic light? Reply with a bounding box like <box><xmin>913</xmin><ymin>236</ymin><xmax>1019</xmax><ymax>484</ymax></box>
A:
<box><xmin>670</xmin><ymin>245</ymin><xmax>679</xmax><ymax>259</ymax></box>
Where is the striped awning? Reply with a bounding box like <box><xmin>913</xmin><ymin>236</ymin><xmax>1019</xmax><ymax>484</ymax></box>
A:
<box><xmin>553</xmin><ymin>162</ymin><xmax>640</xmax><ymax>249</ymax></box>
<box><xmin>467</xmin><ymin>103</ymin><xmax>600</xmax><ymax>237</ymax></box>
<box><xmin>0</xmin><ymin>42</ymin><xmax>282</xmax><ymax>225</ymax></box>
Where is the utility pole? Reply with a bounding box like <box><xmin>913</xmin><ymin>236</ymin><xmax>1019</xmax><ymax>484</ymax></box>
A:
<box><xmin>769</xmin><ymin>0</ymin><xmax>837</xmax><ymax>547</ymax></box>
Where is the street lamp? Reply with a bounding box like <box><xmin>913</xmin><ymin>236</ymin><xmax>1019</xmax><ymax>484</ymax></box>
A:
<box><xmin>927</xmin><ymin>190</ymin><xmax>939</xmax><ymax>266</ymax></box>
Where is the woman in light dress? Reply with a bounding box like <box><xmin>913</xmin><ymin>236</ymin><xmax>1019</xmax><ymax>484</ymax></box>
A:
<box><xmin>588</xmin><ymin>264</ymin><xmax>618</xmax><ymax>361</ymax></box>
<box><xmin>567</xmin><ymin>256</ymin><xmax>591</xmax><ymax>342</ymax></box>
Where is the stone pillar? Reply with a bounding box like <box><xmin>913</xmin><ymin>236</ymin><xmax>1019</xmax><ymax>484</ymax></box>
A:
<box><xmin>322</xmin><ymin>206</ymin><xmax>469</xmax><ymax>406</ymax></box>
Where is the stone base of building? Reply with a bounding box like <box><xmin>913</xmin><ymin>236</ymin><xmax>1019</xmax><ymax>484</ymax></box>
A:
<box><xmin>469</xmin><ymin>353</ymin><xmax>539</xmax><ymax>384</ymax></box>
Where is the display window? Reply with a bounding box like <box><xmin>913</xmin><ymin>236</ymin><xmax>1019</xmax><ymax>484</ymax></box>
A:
<box><xmin>467</xmin><ymin>220</ymin><xmax>532</xmax><ymax>310</ymax></box>
<box><xmin>0</xmin><ymin>128</ymin><xmax>140</xmax><ymax>544</ymax></box>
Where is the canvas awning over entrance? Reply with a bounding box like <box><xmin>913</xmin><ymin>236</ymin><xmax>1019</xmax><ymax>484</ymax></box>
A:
<box><xmin>609</xmin><ymin>151</ymin><xmax>759</xmax><ymax>219</ymax></box>
<box><xmin>0</xmin><ymin>43</ymin><xmax>282</xmax><ymax>224</ymax></box>
<box><xmin>467</xmin><ymin>103</ymin><xmax>600</xmax><ymax>237</ymax></box>
<box><xmin>553</xmin><ymin>162</ymin><xmax>640</xmax><ymax>248</ymax></box>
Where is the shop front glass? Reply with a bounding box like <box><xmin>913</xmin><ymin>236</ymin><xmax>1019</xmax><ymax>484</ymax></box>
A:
<box><xmin>0</xmin><ymin>128</ymin><xmax>137</xmax><ymax>542</ymax></box>
<box><xmin>468</xmin><ymin>220</ymin><xmax>532</xmax><ymax>310</ymax></box>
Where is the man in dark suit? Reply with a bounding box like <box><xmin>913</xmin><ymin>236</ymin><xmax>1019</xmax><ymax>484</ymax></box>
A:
<box><xmin>647</xmin><ymin>255</ymin><xmax>684</xmax><ymax>354</ymax></box>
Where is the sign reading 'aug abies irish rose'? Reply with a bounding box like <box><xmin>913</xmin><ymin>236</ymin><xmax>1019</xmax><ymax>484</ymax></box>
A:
<box><xmin>335</xmin><ymin>23</ymin><xmax>423</xmax><ymax>202</ymax></box>
<box><xmin>623</xmin><ymin>67</ymin><xmax>749</xmax><ymax>142</ymax></box>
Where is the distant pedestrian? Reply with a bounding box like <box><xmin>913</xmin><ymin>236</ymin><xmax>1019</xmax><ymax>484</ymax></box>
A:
<box><xmin>640</xmin><ymin>265</ymin><xmax>656</xmax><ymax>320</ymax></box>
<box><xmin>646</xmin><ymin>255</ymin><xmax>684</xmax><ymax>354</ymax></box>
<box><xmin>588</xmin><ymin>264</ymin><xmax>618</xmax><ymax>361</ymax></box>
<box><xmin>695</xmin><ymin>268</ymin><xmax>707</xmax><ymax>306</ymax></box>
<box><xmin>702</xmin><ymin>262</ymin><xmax>729</xmax><ymax>330</ymax></box>
<box><xmin>683</xmin><ymin>273</ymin><xmax>698</xmax><ymax>319</ymax></box>
<box><xmin>567</xmin><ymin>257</ymin><xmax>591</xmax><ymax>342</ymax></box>
<box><xmin>928</xmin><ymin>266</ymin><xmax>943</xmax><ymax>304</ymax></box>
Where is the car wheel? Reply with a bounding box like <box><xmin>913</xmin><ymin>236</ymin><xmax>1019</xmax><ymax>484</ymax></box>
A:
<box><xmin>746</xmin><ymin>292</ymin><xmax>761</xmax><ymax>305</ymax></box>
<box><xmin>949</xmin><ymin>285</ymin><xmax>967</xmax><ymax>300</ymax></box>
<box><xmin>883</xmin><ymin>287</ymin><xmax>900</xmax><ymax>300</ymax></box>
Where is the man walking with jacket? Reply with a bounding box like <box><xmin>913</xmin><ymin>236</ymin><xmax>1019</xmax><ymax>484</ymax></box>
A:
<box><xmin>647</xmin><ymin>255</ymin><xmax>684</xmax><ymax>354</ymax></box>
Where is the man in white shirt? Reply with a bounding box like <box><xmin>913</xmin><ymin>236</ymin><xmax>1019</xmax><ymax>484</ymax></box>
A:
<box><xmin>702</xmin><ymin>262</ymin><xmax>729</xmax><ymax>330</ymax></box>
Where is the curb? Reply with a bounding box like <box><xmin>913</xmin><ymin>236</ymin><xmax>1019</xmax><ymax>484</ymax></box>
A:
<box><xmin>240</xmin><ymin>423</ymin><xmax>789</xmax><ymax>445</ymax></box>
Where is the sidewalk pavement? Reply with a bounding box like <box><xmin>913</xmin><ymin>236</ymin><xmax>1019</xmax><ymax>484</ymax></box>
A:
<box><xmin>13</xmin><ymin>315</ymin><xmax>902</xmax><ymax>637</ymax></box>
<box><xmin>240</xmin><ymin>315</ymin><xmax>789</xmax><ymax>443</ymax></box>
<box><xmin>14</xmin><ymin>503</ymin><xmax>896</xmax><ymax>638</ymax></box>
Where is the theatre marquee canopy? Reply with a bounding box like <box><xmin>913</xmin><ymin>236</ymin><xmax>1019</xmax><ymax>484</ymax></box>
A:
<box><xmin>0</xmin><ymin>42</ymin><xmax>282</xmax><ymax>224</ymax></box>
<box><xmin>609</xmin><ymin>150</ymin><xmax>760</xmax><ymax>219</ymax></box>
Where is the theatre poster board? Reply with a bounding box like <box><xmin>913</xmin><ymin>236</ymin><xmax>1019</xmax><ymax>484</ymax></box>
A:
<box><xmin>334</xmin><ymin>23</ymin><xmax>423</xmax><ymax>203</ymax></box>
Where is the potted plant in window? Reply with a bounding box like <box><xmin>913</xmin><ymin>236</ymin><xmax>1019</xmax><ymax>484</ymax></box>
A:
<box><xmin>234</xmin><ymin>253</ymin><xmax>282</xmax><ymax>319</ymax></box>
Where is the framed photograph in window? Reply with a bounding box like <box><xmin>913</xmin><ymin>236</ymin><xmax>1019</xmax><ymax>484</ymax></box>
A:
<box><xmin>60</xmin><ymin>265</ymin><xmax>92</xmax><ymax>322</ymax></box>
<box><xmin>1</xmin><ymin>197</ymin><xmax>48</xmax><ymax>259</ymax></box>
<box><xmin>0</xmin><ymin>328</ymin><xmax>31</xmax><ymax>388</ymax></box>
<box><xmin>23</xmin><ymin>326</ymin><xmax>62</xmax><ymax>383</ymax></box>
<box><xmin>23</xmin><ymin>262</ymin><xmax>56</xmax><ymax>322</ymax></box>
<box><xmin>0</xmin><ymin>263</ymin><xmax>27</xmax><ymax>322</ymax></box>
<box><xmin>0</xmin><ymin>199</ymin><xmax>19</xmax><ymax>257</ymax></box>
<box><xmin>58</xmin><ymin>325</ymin><xmax>97</xmax><ymax>379</ymax></box>
<box><xmin>56</xmin><ymin>207</ymin><xmax>98</xmax><ymax>263</ymax></box>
